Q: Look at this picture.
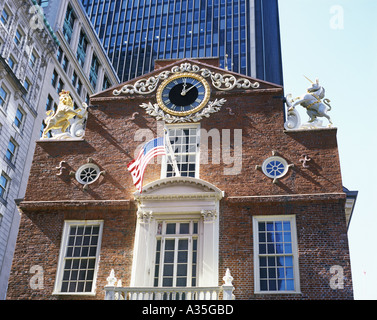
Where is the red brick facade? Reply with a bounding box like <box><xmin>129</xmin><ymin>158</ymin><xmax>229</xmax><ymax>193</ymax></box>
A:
<box><xmin>7</xmin><ymin>58</ymin><xmax>353</xmax><ymax>299</ymax></box>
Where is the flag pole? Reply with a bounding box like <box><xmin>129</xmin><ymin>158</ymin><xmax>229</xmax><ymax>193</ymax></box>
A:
<box><xmin>164</xmin><ymin>128</ymin><xmax>181</xmax><ymax>177</ymax></box>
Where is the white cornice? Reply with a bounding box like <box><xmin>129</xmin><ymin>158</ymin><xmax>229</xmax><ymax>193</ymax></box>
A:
<box><xmin>134</xmin><ymin>177</ymin><xmax>224</xmax><ymax>201</ymax></box>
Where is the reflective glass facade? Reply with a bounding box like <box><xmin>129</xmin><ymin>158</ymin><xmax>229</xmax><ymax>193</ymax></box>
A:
<box><xmin>81</xmin><ymin>0</ymin><xmax>282</xmax><ymax>84</ymax></box>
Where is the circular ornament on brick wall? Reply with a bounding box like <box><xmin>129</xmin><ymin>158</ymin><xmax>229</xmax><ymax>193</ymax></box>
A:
<box><xmin>262</xmin><ymin>156</ymin><xmax>289</xmax><ymax>179</ymax></box>
<box><xmin>75</xmin><ymin>163</ymin><xmax>101</xmax><ymax>185</ymax></box>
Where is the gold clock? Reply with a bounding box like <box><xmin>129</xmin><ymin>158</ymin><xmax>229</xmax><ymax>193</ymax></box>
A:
<box><xmin>156</xmin><ymin>73</ymin><xmax>211</xmax><ymax>117</ymax></box>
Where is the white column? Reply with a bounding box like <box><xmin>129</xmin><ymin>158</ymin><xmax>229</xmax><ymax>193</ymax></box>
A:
<box><xmin>130</xmin><ymin>210</ymin><xmax>155</xmax><ymax>287</ymax></box>
<box><xmin>83</xmin><ymin>43</ymin><xmax>93</xmax><ymax>76</ymax></box>
<box><xmin>199</xmin><ymin>210</ymin><xmax>219</xmax><ymax>287</ymax></box>
<box><xmin>70</xmin><ymin>21</ymin><xmax>81</xmax><ymax>53</ymax></box>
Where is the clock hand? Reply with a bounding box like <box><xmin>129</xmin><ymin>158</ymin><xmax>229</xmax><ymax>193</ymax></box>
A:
<box><xmin>181</xmin><ymin>83</ymin><xmax>197</xmax><ymax>96</ymax></box>
<box><xmin>181</xmin><ymin>78</ymin><xmax>187</xmax><ymax>96</ymax></box>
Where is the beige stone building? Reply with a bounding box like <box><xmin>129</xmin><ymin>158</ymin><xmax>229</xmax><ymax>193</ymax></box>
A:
<box><xmin>0</xmin><ymin>0</ymin><xmax>119</xmax><ymax>299</ymax></box>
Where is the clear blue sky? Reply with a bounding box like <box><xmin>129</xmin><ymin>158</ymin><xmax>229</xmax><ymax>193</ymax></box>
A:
<box><xmin>278</xmin><ymin>0</ymin><xmax>377</xmax><ymax>299</ymax></box>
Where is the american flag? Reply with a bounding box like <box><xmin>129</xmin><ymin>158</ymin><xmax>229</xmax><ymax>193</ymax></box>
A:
<box><xmin>127</xmin><ymin>137</ymin><xmax>166</xmax><ymax>193</ymax></box>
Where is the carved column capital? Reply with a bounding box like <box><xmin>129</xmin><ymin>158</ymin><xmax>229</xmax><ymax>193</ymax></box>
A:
<box><xmin>137</xmin><ymin>210</ymin><xmax>153</xmax><ymax>223</ymax></box>
<box><xmin>201</xmin><ymin>210</ymin><xmax>217</xmax><ymax>222</ymax></box>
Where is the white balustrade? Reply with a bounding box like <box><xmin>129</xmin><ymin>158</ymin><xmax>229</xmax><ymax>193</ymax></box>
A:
<box><xmin>104</xmin><ymin>269</ymin><xmax>235</xmax><ymax>301</ymax></box>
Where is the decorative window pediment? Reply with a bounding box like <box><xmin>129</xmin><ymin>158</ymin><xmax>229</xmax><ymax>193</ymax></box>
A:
<box><xmin>134</xmin><ymin>176</ymin><xmax>224</xmax><ymax>201</ymax></box>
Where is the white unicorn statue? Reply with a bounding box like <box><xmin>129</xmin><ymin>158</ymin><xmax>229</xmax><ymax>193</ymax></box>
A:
<box><xmin>284</xmin><ymin>77</ymin><xmax>333</xmax><ymax>130</ymax></box>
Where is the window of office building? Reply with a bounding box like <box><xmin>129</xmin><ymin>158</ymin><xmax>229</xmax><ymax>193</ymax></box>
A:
<box><xmin>77</xmin><ymin>31</ymin><xmax>88</xmax><ymax>68</ymax></box>
<box><xmin>0</xmin><ymin>172</ymin><xmax>10</xmax><ymax>201</ymax></box>
<box><xmin>0</xmin><ymin>7</ymin><xmax>10</xmax><ymax>25</ymax></box>
<box><xmin>57</xmin><ymin>79</ymin><xmax>64</xmax><ymax>93</ymax></box>
<box><xmin>14</xmin><ymin>28</ymin><xmax>23</xmax><ymax>46</ymax></box>
<box><xmin>29</xmin><ymin>51</ymin><xmax>38</xmax><ymax>69</ymax></box>
<box><xmin>81</xmin><ymin>0</ymin><xmax>251</xmax><ymax>82</ymax></box>
<box><xmin>5</xmin><ymin>138</ymin><xmax>18</xmax><ymax>164</ymax></box>
<box><xmin>89</xmin><ymin>54</ymin><xmax>99</xmax><ymax>89</ymax></box>
<box><xmin>7</xmin><ymin>55</ymin><xmax>15</xmax><ymax>70</ymax></box>
<box><xmin>63</xmin><ymin>4</ymin><xmax>76</xmax><ymax>44</ymax></box>
<box><xmin>0</xmin><ymin>85</ymin><xmax>9</xmax><ymax>109</ymax></box>
<box><xmin>14</xmin><ymin>107</ymin><xmax>25</xmax><ymax>129</ymax></box>
<box><xmin>51</xmin><ymin>69</ymin><xmax>58</xmax><ymax>88</ymax></box>
<box><xmin>24</xmin><ymin>78</ymin><xmax>31</xmax><ymax>92</ymax></box>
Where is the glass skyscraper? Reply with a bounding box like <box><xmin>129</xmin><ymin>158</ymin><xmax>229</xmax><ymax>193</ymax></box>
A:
<box><xmin>81</xmin><ymin>0</ymin><xmax>283</xmax><ymax>85</ymax></box>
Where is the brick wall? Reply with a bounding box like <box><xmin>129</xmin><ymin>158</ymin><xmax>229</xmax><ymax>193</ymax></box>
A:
<box><xmin>7</xmin><ymin>203</ymin><xmax>137</xmax><ymax>300</ymax></box>
<box><xmin>219</xmin><ymin>198</ymin><xmax>352</xmax><ymax>300</ymax></box>
<box><xmin>7</xmin><ymin>59</ymin><xmax>352</xmax><ymax>299</ymax></box>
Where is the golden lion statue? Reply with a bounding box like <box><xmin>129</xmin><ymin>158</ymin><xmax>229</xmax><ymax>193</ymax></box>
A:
<box><xmin>42</xmin><ymin>90</ymin><xmax>83</xmax><ymax>139</ymax></box>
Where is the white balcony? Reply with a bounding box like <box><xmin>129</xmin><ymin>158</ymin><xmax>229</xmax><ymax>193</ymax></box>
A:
<box><xmin>104</xmin><ymin>269</ymin><xmax>235</xmax><ymax>301</ymax></box>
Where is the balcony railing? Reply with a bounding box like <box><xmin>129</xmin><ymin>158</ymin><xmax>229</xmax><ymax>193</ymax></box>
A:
<box><xmin>105</xmin><ymin>269</ymin><xmax>235</xmax><ymax>301</ymax></box>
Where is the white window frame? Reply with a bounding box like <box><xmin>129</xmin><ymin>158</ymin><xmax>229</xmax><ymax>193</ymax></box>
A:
<box><xmin>14</xmin><ymin>106</ymin><xmax>26</xmax><ymax>131</ymax></box>
<box><xmin>153</xmin><ymin>220</ymin><xmax>199</xmax><ymax>288</ymax></box>
<box><xmin>29</xmin><ymin>50</ymin><xmax>38</xmax><ymax>69</ymax></box>
<box><xmin>0</xmin><ymin>6</ymin><xmax>10</xmax><ymax>26</ymax></box>
<box><xmin>253</xmin><ymin>215</ymin><xmax>300</xmax><ymax>294</ymax></box>
<box><xmin>161</xmin><ymin>123</ymin><xmax>201</xmax><ymax>179</ymax></box>
<box><xmin>14</xmin><ymin>27</ymin><xmax>24</xmax><ymax>46</ymax></box>
<box><xmin>262</xmin><ymin>156</ymin><xmax>289</xmax><ymax>179</ymax></box>
<box><xmin>53</xmin><ymin>220</ymin><xmax>104</xmax><ymax>296</ymax></box>
<box><xmin>5</xmin><ymin>137</ymin><xmax>18</xmax><ymax>164</ymax></box>
<box><xmin>7</xmin><ymin>55</ymin><xmax>16</xmax><ymax>70</ymax></box>
<box><xmin>24</xmin><ymin>77</ymin><xmax>31</xmax><ymax>92</ymax></box>
<box><xmin>0</xmin><ymin>84</ymin><xmax>9</xmax><ymax>110</ymax></box>
<box><xmin>0</xmin><ymin>172</ymin><xmax>10</xmax><ymax>201</ymax></box>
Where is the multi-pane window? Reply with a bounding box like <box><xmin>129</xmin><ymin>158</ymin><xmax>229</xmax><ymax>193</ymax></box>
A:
<box><xmin>14</xmin><ymin>28</ymin><xmax>23</xmax><ymax>46</ymax></box>
<box><xmin>0</xmin><ymin>85</ymin><xmax>8</xmax><ymax>108</ymax></box>
<box><xmin>253</xmin><ymin>216</ymin><xmax>300</xmax><ymax>293</ymax></box>
<box><xmin>102</xmin><ymin>75</ymin><xmax>111</xmax><ymax>90</ymax></box>
<box><xmin>29</xmin><ymin>51</ymin><xmax>37</xmax><ymax>69</ymax></box>
<box><xmin>0</xmin><ymin>173</ymin><xmax>9</xmax><ymax>200</ymax></box>
<box><xmin>45</xmin><ymin>94</ymin><xmax>54</xmax><ymax>111</ymax></box>
<box><xmin>6</xmin><ymin>139</ymin><xmax>17</xmax><ymax>163</ymax></box>
<box><xmin>51</xmin><ymin>70</ymin><xmax>58</xmax><ymax>88</ymax></box>
<box><xmin>164</xmin><ymin>125</ymin><xmax>200</xmax><ymax>178</ymax></box>
<box><xmin>89</xmin><ymin>54</ymin><xmax>99</xmax><ymax>89</ymax></box>
<box><xmin>154</xmin><ymin>221</ymin><xmax>198</xmax><ymax>289</ymax></box>
<box><xmin>24</xmin><ymin>78</ymin><xmax>31</xmax><ymax>91</ymax></box>
<box><xmin>72</xmin><ymin>71</ymin><xmax>78</xmax><ymax>87</ymax></box>
<box><xmin>63</xmin><ymin>4</ymin><xmax>76</xmax><ymax>44</ymax></box>
<box><xmin>57</xmin><ymin>47</ymin><xmax>64</xmax><ymax>63</ymax></box>
<box><xmin>77</xmin><ymin>31</ymin><xmax>88</xmax><ymax>68</ymax></box>
<box><xmin>55</xmin><ymin>221</ymin><xmax>103</xmax><ymax>294</ymax></box>
<box><xmin>14</xmin><ymin>107</ymin><xmax>25</xmax><ymax>129</ymax></box>
<box><xmin>8</xmin><ymin>56</ymin><xmax>15</xmax><ymax>70</ymax></box>
<box><xmin>76</xmin><ymin>79</ymin><xmax>82</xmax><ymax>96</ymax></box>
<box><xmin>62</xmin><ymin>56</ymin><xmax>69</xmax><ymax>73</ymax></box>
<box><xmin>0</xmin><ymin>8</ymin><xmax>10</xmax><ymax>25</ymax></box>
<box><xmin>81</xmin><ymin>0</ymin><xmax>252</xmax><ymax>82</ymax></box>
<box><xmin>57</xmin><ymin>79</ymin><xmax>64</xmax><ymax>93</ymax></box>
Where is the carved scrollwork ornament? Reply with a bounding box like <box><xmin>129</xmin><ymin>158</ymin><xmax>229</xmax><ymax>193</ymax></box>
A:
<box><xmin>113</xmin><ymin>62</ymin><xmax>260</xmax><ymax>96</ymax></box>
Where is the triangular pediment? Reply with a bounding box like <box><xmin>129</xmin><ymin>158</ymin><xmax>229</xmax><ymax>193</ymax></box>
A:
<box><xmin>90</xmin><ymin>57</ymin><xmax>282</xmax><ymax>102</ymax></box>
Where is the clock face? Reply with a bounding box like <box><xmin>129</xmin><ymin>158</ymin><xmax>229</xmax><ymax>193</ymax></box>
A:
<box><xmin>156</xmin><ymin>73</ymin><xmax>211</xmax><ymax>116</ymax></box>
